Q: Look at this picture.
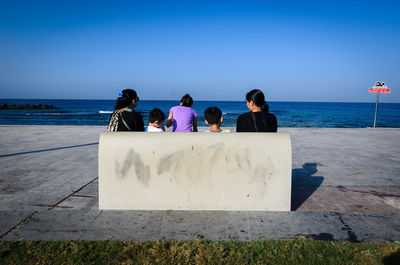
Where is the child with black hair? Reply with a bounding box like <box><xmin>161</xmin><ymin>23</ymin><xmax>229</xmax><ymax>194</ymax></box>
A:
<box><xmin>204</xmin><ymin>107</ymin><xmax>230</xmax><ymax>133</ymax></box>
<box><xmin>145</xmin><ymin>108</ymin><xmax>166</xmax><ymax>132</ymax></box>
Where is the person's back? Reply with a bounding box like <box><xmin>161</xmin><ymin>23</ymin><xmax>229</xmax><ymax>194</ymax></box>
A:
<box><xmin>236</xmin><ymin>111</ymin><xmax>277</xmax><ymax>132</ymax></box>
<box><xmin>167</xmin><ymin>94</ymin><xmax>198</xmax><ymax>132</ymax></box>
<box><xmin>118</xmin><ymin>110</ymin><xmax>144</xmax><ymax>131</ymax></box>
<box><xmin>170</xmin><ymin>105</ymin><xmax>197</xmax><ymax>132</ymax></box>
<box><xmin>108</xmin><ymin>89</ymin><xmax>144</xmax><ymax>132</ymax></box>
<box><xmin>236</xmin><ymin>89</ymin><xmax>278</xmax><ymax>132</ymax></box>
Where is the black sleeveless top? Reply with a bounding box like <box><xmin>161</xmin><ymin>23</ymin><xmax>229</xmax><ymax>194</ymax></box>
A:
<box><xmin>236</xmin><ymin>111</ymin><xmax>278</xmax><ymax>132</ymax></box>
<box><xmin>117</xmin><ymin>110</ymin><xmax>144</xmax><ymax>131</ymax></box>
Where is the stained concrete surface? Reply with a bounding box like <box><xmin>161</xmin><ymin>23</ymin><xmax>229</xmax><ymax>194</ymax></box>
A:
<box><xmin>0</xmin><ymin>125</ymin><xmax>399</xmax><ymax>242</ymax></box>
<box><xmin>99</xmin><ymin>132</ymin><xmax>291</xmax><ymax>210</ymax></box>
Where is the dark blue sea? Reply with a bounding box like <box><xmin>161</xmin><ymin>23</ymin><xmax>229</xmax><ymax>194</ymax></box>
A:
<box><xmin>1</xmin><ymin>99</ymin><xmax>399</xmax><ymax>128</ymax></box>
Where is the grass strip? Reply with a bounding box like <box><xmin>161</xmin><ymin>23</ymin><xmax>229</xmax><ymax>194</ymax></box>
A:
<box><xmin>1</xmin><ymin>239</ymin><xmax>399</xmax><ymax>265</ymax></box>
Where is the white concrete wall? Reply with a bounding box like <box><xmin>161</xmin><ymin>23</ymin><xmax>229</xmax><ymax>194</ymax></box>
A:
<box><xmin>99</xmin><ymin>132</ymin><xmax>292</xmax><ymax>211</ymax></box>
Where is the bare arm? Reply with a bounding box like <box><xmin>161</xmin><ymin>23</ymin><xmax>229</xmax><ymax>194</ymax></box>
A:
<box><xmin>166</xmin><ymin>111</ymin><xmax>173</xmax><ymax>128</ymax></box>
<box><xmin>192</xmin><ymin>117</ymin><xmax>198</xmax><ymax>132</ymax></box>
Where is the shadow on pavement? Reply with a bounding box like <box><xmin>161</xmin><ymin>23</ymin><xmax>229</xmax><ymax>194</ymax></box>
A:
<box><xmin>291</xmin><ymin>163</ymin><xmax>324</xmax><ymax>211</ymax></box>
<box><xmin>0</xmin><ymin>142</ymin><xmax>98</xmax><ymax>158</ymax></box>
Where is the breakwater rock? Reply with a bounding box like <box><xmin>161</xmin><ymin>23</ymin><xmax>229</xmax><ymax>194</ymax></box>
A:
<box><xmin>1</xmin><ymin>103</ymin><xmax>59</xmax><ymax>110</ymax></box>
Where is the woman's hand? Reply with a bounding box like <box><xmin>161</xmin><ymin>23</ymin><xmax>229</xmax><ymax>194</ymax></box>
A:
<box><xmin>193</xmin><ymin>117</ymin><xmax>198</xmax><ymax>132</ymax></box>
<box><xmin>166</xmin><ymin>111</ymin><xmax>173</xmax><ymax>128</ymax></box>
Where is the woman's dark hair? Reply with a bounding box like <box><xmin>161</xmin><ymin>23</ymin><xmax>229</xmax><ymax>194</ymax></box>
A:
<box><xmin>114</xmin><ymin>89</ymin><xmax>138</xmax><ymax>110</ymax></box>
<box><xmin>246</xmin><ymin>89</ymin><xmax>269</xmax><ymax>113</ymax></box>
<box><xmin>180</xmin><ymin>94</ymin><xmax>193</xmax><ymax>107</ymax></box>
<box><xmin>149</xmin><ymin>108</ymin><xmax>165</xmax><ymax>123</ymax></box>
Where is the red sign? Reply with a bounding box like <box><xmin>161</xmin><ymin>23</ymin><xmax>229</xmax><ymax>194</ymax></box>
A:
<box><xmin>369</xmin><ymin>88</ymin><xmax>391</xmax><ymax>93</ymax></box>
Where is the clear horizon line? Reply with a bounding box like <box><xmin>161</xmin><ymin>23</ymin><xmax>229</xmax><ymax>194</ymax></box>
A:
<box><xmin>0</xmin><ymin>98</ymin><xmax>399</xmax><ymax>104</ymax></box>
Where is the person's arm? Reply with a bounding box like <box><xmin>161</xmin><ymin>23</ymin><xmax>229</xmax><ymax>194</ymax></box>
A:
<box><xmin>236</xmin><ymin>114</ymin><xmax>253</xmax><ymax>132</ymax></box>
<box><xmin>192</xmin><ymin>116</ymin><xmax>198</xmax><ymax>132</ymax></box>
<box><xmin>236</xmin><ymin>115</ymin><xmax>244</xmax><ymax>132</ymax></box>
<box><xmin>137</xmin><ymin>113</ymin><xmax>145</xmax><ymax>131</ymax></box>
<box><xmin>272</xmin><ymin>114</ymin><xmax>278</xmax><ymax>132</ymax></box>
<box><xmin>166</xmin><ymin>111</ymin><xmax>173</xmax><ymax>128</ymax></box>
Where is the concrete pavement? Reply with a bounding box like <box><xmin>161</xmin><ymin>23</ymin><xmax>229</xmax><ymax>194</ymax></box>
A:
<box><xmin>0</xmin><ymin>125</ymin><xmax>399</xmax><ymax>242</ymax></box>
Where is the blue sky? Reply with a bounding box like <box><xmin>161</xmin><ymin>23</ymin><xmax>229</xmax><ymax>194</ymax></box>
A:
<box><xmin>0</xmin><ymin>0</ymin><xmax>399</xmax><ymax>102</ymax></box>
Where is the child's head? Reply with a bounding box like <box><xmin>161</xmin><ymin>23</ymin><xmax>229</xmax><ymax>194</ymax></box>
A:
<box><xmin>180</xmin><ymin>94</ymin><xmax>193</xmax><ymax>107</ymax></box>
<box><xmin>149</xmin><ymin>108</ymin><xmax>165</xmax><ymax>127</ymax></box>
<box><xmin>204</xmin><ymin>107</ymin><xmax>223</xmax><ymax>126</ymax></box>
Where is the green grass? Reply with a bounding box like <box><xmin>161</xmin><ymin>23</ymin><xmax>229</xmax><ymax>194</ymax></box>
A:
<box><xmin>1</xmin><ymin>240</ymin><xmax>399</xmax><ymax>265</ymax></box>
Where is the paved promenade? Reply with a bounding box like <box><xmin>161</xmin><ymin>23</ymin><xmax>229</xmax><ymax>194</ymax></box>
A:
<box><xmin>0</xmin><ymin>125</ymin><xmax>399</xmax><ymax>242</ymax></box>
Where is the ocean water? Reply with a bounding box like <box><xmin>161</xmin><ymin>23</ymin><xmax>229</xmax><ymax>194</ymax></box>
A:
<box><xmin>0</xmin><ymin>99</ymin><xmax>399</xmax><ymax>128</ymax></box>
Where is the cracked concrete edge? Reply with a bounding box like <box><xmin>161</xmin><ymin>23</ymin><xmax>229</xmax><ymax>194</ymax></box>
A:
<box><xmin>0</xmin><ymin>211</ymin><xmax>38</xmax><ymax>239</ymax></box>
<box><xmin>48</xmin><ymin>177</ymin><xmax>98</xmax><ymax>210</ymax></box>
<box><xmin>2</xmin><ymin>210</ymin><xmax>399</xmax><ymax>242</ymax></box>
<box><xmin>0</xmin><ymin>178</ymin><xmax>99</xmax><ymax>239</ymax></box>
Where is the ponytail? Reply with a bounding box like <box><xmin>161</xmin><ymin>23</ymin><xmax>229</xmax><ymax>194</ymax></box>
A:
<box><xmin>180</xmin><ymin>94</ymin><xmax>194</xmax><ymax>107</ymax></box>
<box><xmin>262</xmin><ymin>101</ymin><xmax>269</xmax><ymax>114</ymax></box>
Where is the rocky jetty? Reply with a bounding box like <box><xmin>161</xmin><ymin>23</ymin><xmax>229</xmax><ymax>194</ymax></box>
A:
<box><xmin>1</xmin><ymin>103</ymin><xmax>59</xmax><ymax>110</ymax></box>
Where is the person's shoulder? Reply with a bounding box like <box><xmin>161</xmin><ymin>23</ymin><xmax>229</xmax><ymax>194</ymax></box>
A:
<box><xmin>266</xmin><ymin>112</ymin><xmax>277</xmax><ymax>119</ymax></box>
<box><xmin>126</xmin><ymin>110</ymin><xmax>142</xmax><ymax>117</ymax></box>
<box><xmin>146</xmin><ymin>126</ymin><xmax>163</xmax><ymax>132</ymax></box>
<box><xmin>238</xmin><ymin>112</ymin><xmax>251</xmax><ymax>119</ymax></box>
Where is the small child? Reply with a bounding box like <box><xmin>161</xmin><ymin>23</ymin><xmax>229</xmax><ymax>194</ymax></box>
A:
<box><xmin>204</xmin><ymin>107</ymin><xmax>231</xmax><ymax>133</ymax></box>
<box><xmin>145</xmin><ymin>108</ymin><xmax>166</xmax><ymax>132</ymax></box>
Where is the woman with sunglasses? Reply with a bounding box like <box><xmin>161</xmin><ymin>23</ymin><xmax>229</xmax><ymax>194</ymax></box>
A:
<box><xmin>236</xmin><ymin>89</ymin><xmax>277</xmax><ymax>132</ymax></box>
<box><xmin>107</xmin><ymin>88</ymin><xmax>144</xmax><ymax>132</ymax></box>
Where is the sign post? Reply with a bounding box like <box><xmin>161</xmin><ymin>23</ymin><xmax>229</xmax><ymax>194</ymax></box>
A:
<box><xmin>369</xmin><ymin>82</ymin><xmax>391</xmax><ymax>128</ymax></box>
<box><xmin>373</xmin><ymin>92</ymin><xmax>379</xmax><ymax>128</ymax></box>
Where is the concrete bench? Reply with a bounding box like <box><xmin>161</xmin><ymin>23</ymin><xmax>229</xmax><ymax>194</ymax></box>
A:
<box><xmin>99</xmin><ymin>132</ymin><xmax>292</xmax><ymax>211</ymax></box>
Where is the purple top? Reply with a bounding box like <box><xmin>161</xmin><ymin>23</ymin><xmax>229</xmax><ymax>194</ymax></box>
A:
<box><xmin>170</xmin><ymin>106</ymin><xmax>197</xmax><ymax>132</ymax></box>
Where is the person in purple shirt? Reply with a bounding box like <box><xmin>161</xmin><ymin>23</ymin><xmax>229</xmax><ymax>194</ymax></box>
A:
<box><xmin>166</xmin><ymin>94</ymin><xmax>198</xmax><ymax>132</ymax></box>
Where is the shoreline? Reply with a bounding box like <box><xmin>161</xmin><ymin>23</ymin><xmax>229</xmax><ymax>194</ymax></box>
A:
<box><xmin>0</xmin><ymin>124</ymin><xmax>400</xmax><ymax>129</ymax></box>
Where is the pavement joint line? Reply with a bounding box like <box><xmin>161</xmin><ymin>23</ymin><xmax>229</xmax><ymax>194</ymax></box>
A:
<box><xmin>0</xmin><ymin>177</ymin><xmax>98</xmax><ymax>239</ymax></box>
<box><xmin>337</xmin><ymin>186</ymin><xmax>400</xmax><ymax>199</ymax></box>
<box><xmin>48</xmin><ymin>177</ymin><xmax>99</xmax><ymax>210</ymax></box>
<box><xmin>334</xmin><ymin>212</ymin><xmax>361</xmax><ymax>243</ymax></box>
<box><xmin>0</xmin><ymin>211</ymin><xmax>38</xmax><ymax>240</ymax></box>
<box><xmin>94</xmin><ymin>210</ymin><xmax>103</xmax><ymax>220</ymax></box>
<box><xmin>228</xmin><ymin>212</ymin><xmax>242</xmax><ymax>240</ymax></box>
<box><xmin>309</xmin><ymin>185</ymin><xmax>400</xmax><ymax>188</ymax></box>
<box><xmin>71</xmin><ymin>194</ymin><xmax>97</xmax><ymax>198</ymax></box>
<box><xmin>246</xmin><ymin>212</ymin><xmax>251</xmax><ymax>241</ymax></box>
<box><xmin>159</xmin><ymin>210</ymin><xmax>167</xmax><ymax>239</ymax></box>
<box><xmin>29</xmin><ymin>204</ymin><xmax>74</xmax><ymax>209</ymax></box>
